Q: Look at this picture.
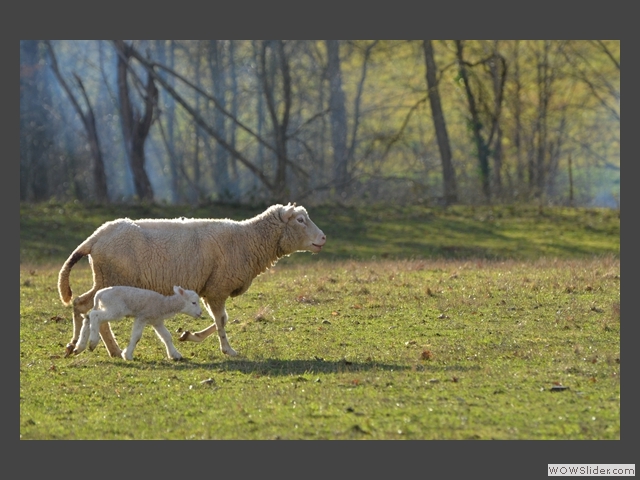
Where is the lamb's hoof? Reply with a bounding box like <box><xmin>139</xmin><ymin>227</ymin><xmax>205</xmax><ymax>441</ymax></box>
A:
<box><xmin>178</xmin><ymin>331</ymin><xmax>191</xmax><ymax>342</ymax></box>
<box><xmin>171</xmin><ymin>356</ymin><xmax>184</xmax><ymax>362</ymax></box>
<box><xmin>223</xmin><ymin>347</ymin><xmax>238</xmax><ymax>357</ymax></box>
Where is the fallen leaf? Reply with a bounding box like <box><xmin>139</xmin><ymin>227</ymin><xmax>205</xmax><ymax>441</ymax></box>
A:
<box><xmin>421</xmin><ymin>350</ymin><xmax>434</xmax><ymax>360</ymax></box>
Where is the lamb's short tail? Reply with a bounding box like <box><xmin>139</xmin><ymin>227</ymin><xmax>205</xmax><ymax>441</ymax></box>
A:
<box><xmin>58</xmin><ymin>248</ymin><xmax>89</xmax><ymax>306</ymax></box>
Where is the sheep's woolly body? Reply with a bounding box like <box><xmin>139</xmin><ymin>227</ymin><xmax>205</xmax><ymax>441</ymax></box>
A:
<box><xmin>58</xmin><ymin>203</ymin><xmax>326</xmax><ymax>358</ymax></box>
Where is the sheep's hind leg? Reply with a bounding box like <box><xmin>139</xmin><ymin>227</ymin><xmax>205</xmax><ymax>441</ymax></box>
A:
<box><xmin>208</xmin><ymin>301</ymin><xmax>237</xmax><ymax>356</ymax></box>
<box><xmin>99</xmin><ymin>322</ymin><xmax>122</xmax><ymax>358</ymax></box>
<box><xmin>153</xmin><ymin>322</ymin><xmax>183</xmax><ymax>360</ymax></box>
<box><xmin>179</xmin><ymin>299</ymin><xmax>237</xmax><ymax>356</ymax></box>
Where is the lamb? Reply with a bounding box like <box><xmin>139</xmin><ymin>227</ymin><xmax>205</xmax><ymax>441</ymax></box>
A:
<box><xmin>73</xmin><ymin>285</ymin><xmax>202</xmax><ymax>361</ymax></box>
<box><xmin>58</xmin><ymin>203</ymin><xmax>326</xmax><ymax>358</ymax></box>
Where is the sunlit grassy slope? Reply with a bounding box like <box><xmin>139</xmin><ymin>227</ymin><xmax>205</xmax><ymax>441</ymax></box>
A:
<box><xmin>19</xmin><ymin>202</ymin><xmax>620</xmax><ymax>439</ymax></box>
<box><xmin>19</xmin><ymin>202</ymin><xmax>619</xmax><ymax>265</ymax></box>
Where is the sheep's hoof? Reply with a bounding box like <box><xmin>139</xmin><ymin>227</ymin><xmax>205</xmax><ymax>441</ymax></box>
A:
<box><xmin>178</xmin><ymin>331</ymin><xmax>191</xmax><ymax>342</ymax></box>
<box><xmin>223</xmin><ymin>347</ymin><xmax>238</xmax><ymax>357</ymax></box>
<box><xmin>64</xmin><ymin>343</ymin><xmax>75</xmax><ymax>358</ymax></box>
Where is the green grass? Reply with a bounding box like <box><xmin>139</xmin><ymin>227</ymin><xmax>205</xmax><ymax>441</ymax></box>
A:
<box><xmin>19</xmin><ymin>202</ymin><xmax>620</xmax><ymax>439</ymax></box>
<box><xmin>19</xmin><ymin>201</ymin><xmax>619</xmax><ymax>265</ymax></box>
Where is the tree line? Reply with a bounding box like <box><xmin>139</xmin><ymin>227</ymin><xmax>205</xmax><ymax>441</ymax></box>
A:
<box><xmin>19</xmin><ymin>40</ymin><xmax>620</xmax><ymax>207</ymax></box>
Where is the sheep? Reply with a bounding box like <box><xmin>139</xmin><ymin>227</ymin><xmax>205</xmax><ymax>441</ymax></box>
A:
<box><xmin>73</xmin><ymin>285</ymin><xmax>202</xmax><ymax>361</ymax></box>
<box><xmin>58</xmin><ymin>203</ymin><xmax>326</xmax><ymax>358</ymax></box>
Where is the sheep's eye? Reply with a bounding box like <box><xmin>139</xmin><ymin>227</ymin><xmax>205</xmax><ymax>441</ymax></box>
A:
<box><xmin>297</xmin><ymin>217</ymin><xmax>305</xmax><ymax>224</ymax></box>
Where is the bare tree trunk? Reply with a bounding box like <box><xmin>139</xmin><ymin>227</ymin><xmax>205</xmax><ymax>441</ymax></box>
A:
<box><xmin>568</xmin><ymin>153</ymin><xmax>574</xmax><ymax>206</ymax></box>
<box><xmin>512</xmin><ymin>41</ymin><xmax>526</xmax><ymax>196</ymax></box>
<box><xmin>325</xmin><ymin>40</ymin><xmax>349</xmax><ymax>192</ymax></box>
<box><xmin>46</xmin><ymin>41</ymin><xmax>109</xmax><ymax>202</ymax></box>
<box><xmin>20</xmin><ymin>40</ymin><xmax>53</xmax><ymax>201</ymax></box>
<box><xmin>455</xmin><ymin>40</ymin><xmax>491</xmax><ymax>203</ymax></box>
<box><xmin>533</xmin><ymin>41</ymin><xmax>552</xmax><ymax>199</ymax></box>
<box><xmin>488</xmin><ymin>41</ymin><xmax>505</xmax><ymax>200</ymax></box>
<box><xmin>209</xmin><ymin>40</ymin><xmax>238</xmax><ymax>202</ymax></box>
<box><xmin>227</xmin><ymin>40</ymin><xmax>240</xmax><ymax>196</ymax></box>
<box><xmin>259</xmin><ymin>40</ymin><xmax>291</xmax><ymax>201</ymax></box>
<box><xmin>114</xmin><ymin>40</ymin><xmax>156</xmax><ymax>202</ymax></box>
<box><xmin>155</xmin><ymin>40</ymin><xmax>180</xmax><ymax>203</ymax></box>
<box><xmin>423</xmin><ymin>40</ymin><xmax>458</xmax><ymax>205</ymax></box>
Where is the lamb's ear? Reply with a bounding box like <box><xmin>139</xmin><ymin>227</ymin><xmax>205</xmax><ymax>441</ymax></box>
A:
<box><xmin>280</xmin><ymin>203</ymin><xmax>297</xmax><ymax>222</ymax></box>
<box><xmin>174</xmin><ymin>285</ymin><xmax>184</xmax><ymax>296</ymax></box>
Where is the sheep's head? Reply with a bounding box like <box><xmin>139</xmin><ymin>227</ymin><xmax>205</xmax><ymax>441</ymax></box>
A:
<box><xmin>278</xmin><ymin>203</ymin><xmax>326</xmax><ymax>254</ymax></box>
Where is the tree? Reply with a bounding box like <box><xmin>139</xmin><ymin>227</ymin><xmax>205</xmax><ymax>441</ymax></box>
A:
<box><xmin>326</xmin><ymin>40</ymin><xmax>349</xmax><ymax>191</ymax></box>
<box><xmin>46</xmin><ymin>41</ymin><xmax>109</xmax><ymax>202</ymax></box>
<box><xmin>114</xmin><ymin>40</ymin><xmax>157</xmax><ymax>202</ymax></box>
<box><xmin>454</xmin><ymin>40</ymin><xmax>507</xmax><ymax>203</ymax></box>
<box><xmin>423</xmin><ymin>40</ymin><xmax>458</xmax><ymax>205</ymax></box>
<box><xmin>258</xmin><ymin>40</ymin><xmax>293</xmax><ymax>201</ymax></box>
<box><xmin>20</xmin><ymin>40</ymin><xmax>54</xmax><ymax>201</ymax></box>
<box><xmin>209</xmin><ymin>40</ymin><xmax>240</xmax><ymax>202</ymax></box>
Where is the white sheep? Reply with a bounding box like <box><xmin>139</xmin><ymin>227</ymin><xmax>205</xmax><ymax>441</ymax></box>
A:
<box><xmin>73</xmin><ymin>285</ymin><xmax>202</xmax><ymax>361</ymax></box>
<box><xmin>58</xmin><ymin>203</ymin><xmax>326</xmax><ymax>358</ymax></box>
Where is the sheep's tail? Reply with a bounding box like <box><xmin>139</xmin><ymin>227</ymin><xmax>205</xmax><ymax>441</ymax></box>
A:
<box><xmin>58</xmin><ymin>245</ymin><xmax>90</xmax><ymax>306</ymax></box>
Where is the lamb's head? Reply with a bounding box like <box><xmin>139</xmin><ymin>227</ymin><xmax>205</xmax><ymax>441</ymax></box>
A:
<box><xmin>174</xmin><ymin>285</ymin><xmax>203</xmax><ymax>319</ymax></box>
<box><xmin>278</xmin><ymin>203</ymin><xmax>326</xmax><ymax>254</ymax></box>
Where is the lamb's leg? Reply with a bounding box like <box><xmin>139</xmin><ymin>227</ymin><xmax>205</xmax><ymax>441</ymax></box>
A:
<box><xmin>72</xmin><ymin>314</ymin><xmax>91</xmax><ymax>355</ymax></box>
<box><xmin>88</xmin><ymin>310</ymin><xmax>105</xmax><ymax>351</ymax></box>
<box><xmin>68</xmin><ymin>289</ymin><xmax>122</xmax><ymax>358</ymax></box>
<box><xmin>152</xmin><ymin>322</ymin><xmax>183</xmax><ymax>361</ymax></box>
<box><xmin>122</xmin><ymin>318</ymin><xmax>145</xmax><ymax>361</ymax></box>
<box><xmin>65</xmin><ymin>290</ymin><xmax>95</xmax><ymax>357</ymax></box>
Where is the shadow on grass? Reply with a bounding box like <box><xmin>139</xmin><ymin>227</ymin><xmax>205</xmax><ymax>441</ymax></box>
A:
<box><xmin>111</xmin><ymin>357</ymin><xmax>411</xmax><ymax>375</ymax></box>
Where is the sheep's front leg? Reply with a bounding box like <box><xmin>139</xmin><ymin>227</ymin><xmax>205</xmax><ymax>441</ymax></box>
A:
<box><xmin>121</xmin><ymin>318</ymin><xmax>145</xmax><ymax>361</ymax></box>
<box><xmin>152</xmin><ymin>322</ymin><xmax>183</xmax><ymax>361</ymax></box>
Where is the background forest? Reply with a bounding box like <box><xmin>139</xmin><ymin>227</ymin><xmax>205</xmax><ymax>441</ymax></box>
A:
<box><xmin>19</xmin><ymin>40</ymin><xmax>620</xmax><ymax>208</ymax></box>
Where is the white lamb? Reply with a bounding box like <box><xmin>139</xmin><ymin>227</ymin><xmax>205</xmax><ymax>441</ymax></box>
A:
<box><xmin>73</xmin><ymin>285</ymin><xmax>202</xmax><ymax>361</ymax></box>
<box><xmin>58</xmin><ymin>203</ymin><xmax>326</xmax><ymax>358</ymax></box>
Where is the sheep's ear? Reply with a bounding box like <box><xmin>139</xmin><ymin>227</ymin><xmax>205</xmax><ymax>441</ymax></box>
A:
<box><xmin>281</xmin><ymin>203</ymin><xmax>297</xmax><ymax>222</ymax></box>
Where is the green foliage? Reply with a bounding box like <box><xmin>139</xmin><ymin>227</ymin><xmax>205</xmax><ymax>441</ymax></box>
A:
<box><xmin>20</xmin><ymin>203</ymin><xmax>619</xmax><ymax>439</ymax></box>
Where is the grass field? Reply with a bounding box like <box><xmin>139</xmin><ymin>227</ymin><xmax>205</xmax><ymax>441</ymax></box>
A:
<box><xmin>19</xmin><ymin>202</ymin><xmax>620</xmax><ymax>439</ymax></box>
